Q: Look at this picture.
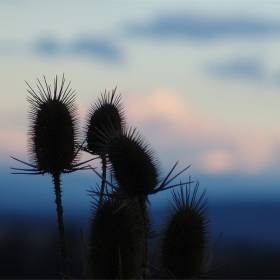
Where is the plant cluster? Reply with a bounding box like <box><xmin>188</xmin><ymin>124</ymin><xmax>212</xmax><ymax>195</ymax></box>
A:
<box><xmin>12</xmin><ymin>75</ymin><xmax>213</xmax><ymax>279</ymax></box>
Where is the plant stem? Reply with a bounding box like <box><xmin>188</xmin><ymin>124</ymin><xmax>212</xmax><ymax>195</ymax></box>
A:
<box><xmin>53</xmin><ymin>173</ymin><xmax>69</xmax><ymax>278</ymax></box>
<box><xmin>99</xmin><ymin>155</ymin><xmax>107</xmax><ymax>205</ymax></box>
<box><xmin>138</xmin><ymin>196</ymin><xmax>149</xmax><ymax>279</ymax></box>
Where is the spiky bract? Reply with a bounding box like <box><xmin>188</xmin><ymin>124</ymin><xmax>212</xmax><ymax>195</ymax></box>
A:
<box><xmin>161</xmin><ymin>182</ymin><xmax>210</xmax><ymax>279</ymax></box>
<box><xmin>86</xmin><ymin>196</ymin><xmax>142</xmax><ymax>279</ymax></box>
<box><xmin>85</xmin><ymin>87</ymin><xmax>125</xmax><ymax>156</ymax></box>
<box><xmin>100</xmin><ymin>127</ymin><xmax>161</xmax><ymax>197</ymax></box>
<box><xmin>27</xmin><ymin>75</ymin><xmax>78</xmax><ymax>175</ymax></box>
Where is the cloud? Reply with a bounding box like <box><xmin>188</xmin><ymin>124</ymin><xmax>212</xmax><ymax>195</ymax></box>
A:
<box><xmin>206</xmin><ymin>58</ymin><xmax>280</xmax><ymax>86</ymax></box>
<box><xmin>71</xmin><ymin>37</ymin><xmax>122</xmax><ymax>61</ymax></box>
<box><xmin>2</xmin><ymin>131</ymin><xmax>26</xmax><ymax>154</ymax></box>
<box><xmin>207</xmin><ymin>59</ymin><xmax>265</xmax><ymax>81</ymax></box>
<box><xmin>35</xmin><ymin>37</ymin><xmax>61</xmax><ymax>55</ymax></box>
<box><xmin>34</xmin><ymin>36</ymin><xmax>123</xmax><ymax>62</ymax></box>
<box><xmin>125</xmin><ymin>13</ymin><xmax>280</xmax><ymax>40</ymax></box>
<box><xmin>124</xmin><ymin>89</ymin><xmax>279</xmax><ymax>174</ymax></box>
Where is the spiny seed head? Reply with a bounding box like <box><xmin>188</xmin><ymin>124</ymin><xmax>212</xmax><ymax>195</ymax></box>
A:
<box><xmin>99</xmin><ymin>127</ymin><xmax>161</xmax><ymax>197</ymax></box>
<box><xmin>85</xmin><ymin>87</ymin><xmax>125</xmax><ymax>156</ymax></box>
<box><xmin>161</xmin><ymin>182</ymin><xmax>211</xmax><ymax>279</ymax></box>
<box><xmin>27</xmin><ymin>75</ymin><xmax>79</xmax><ymax>175</ymax></box>
<box><xmin>85</xmin><ymin>196</ymin><xmax>142</xmax><ymax>279</ymax></box>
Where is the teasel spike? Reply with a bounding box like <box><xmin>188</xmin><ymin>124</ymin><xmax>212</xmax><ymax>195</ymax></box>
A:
<box><xmin>26</xmin><ymin>75</ymin><xmax>78</xmax><ymax>173</ymax></box>
<box><xmin>88</xmin><ymin>174</ymin><xmax>153</xmax><ymax>279</ymax></box>
<box><xmin>12</xmin><ymin>76</ymin><xmax>96</xmax><ymax>175</ymax></box>
<box><xmin>160</xmin><ymin>181</ymin><xmax>211</xmax><ymax>279</ymax></box>
<box><xmin>92</xmin><ymin>125</ymin><xmax>193</xmax><ymax>197</ymax></box>
<box><xmin>93</xmin><ymin>125</ymin><xmax>161</xmax><ymax>197</ymax></box>
<box><xmin>85</xmin><ymin>188</ymin><xmax>142</xmax><ymax>279</ymax></box>
<box><xmin>84</xmin><ymin>86</ymin><xmax>125</xmax><ymax>156</ymax></box>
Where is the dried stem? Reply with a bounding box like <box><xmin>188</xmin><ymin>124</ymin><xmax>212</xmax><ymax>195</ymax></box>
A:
<box><xmin>99</xmin><ymin>155</ymin><xmax>107</xmax><ymax>206</ymax></box>
<box><xmin>138</xmin><ymin>196</ymin><xmax>149</xmax><ymax>279</ymax></box>
<box><xmin>53</xmin><ymin>174</ymin><xmax>69</xmax><ymax>278</ymax></box>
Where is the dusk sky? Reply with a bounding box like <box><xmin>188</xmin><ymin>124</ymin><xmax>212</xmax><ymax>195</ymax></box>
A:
<box><xmin>1</xmin><ymin>1</ymin><xmax>280</xmax><ymax>211</ymax></box>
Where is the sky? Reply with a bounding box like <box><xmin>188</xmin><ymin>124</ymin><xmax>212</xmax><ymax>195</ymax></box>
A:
<box><xmin>1</xmin><ymin>1</ymin><xmax>280</xmax><ymax>210</ymax></box>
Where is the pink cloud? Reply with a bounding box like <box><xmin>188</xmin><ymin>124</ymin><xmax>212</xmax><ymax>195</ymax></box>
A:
<box><xmin>0</xmin><ymin>130</ymin><xmax>28</xmax><ymax>168</ymax></box>
<box><xmin>124</xmin><ymin>89</ymin><xmax>279</xmax><ymax>174</ymax></box>
<box><xmin>1</xmin><ymin>130</ymin><xmax>27</xmax><ymax>154</ymax></box>
<box><xmin>201</xmin><ymin>150</ymin><xmax>234</xmax><ymax>173</ymax></box>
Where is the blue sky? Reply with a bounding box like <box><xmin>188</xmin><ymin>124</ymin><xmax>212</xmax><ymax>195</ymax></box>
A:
<box><xmin>1</xmin><ymin>1</ymin><xmax>280</xmax><ymax>207</ymax></box>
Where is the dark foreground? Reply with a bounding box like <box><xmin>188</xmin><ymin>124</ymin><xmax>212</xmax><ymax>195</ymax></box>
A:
<box><xmin>1</xmin><ymin>203</ymin><xmax>280</xmax><ymax>278</ymax></box>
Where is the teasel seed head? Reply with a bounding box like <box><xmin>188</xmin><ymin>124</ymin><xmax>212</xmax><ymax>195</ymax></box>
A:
<box><xmin>160</xmin><ymin>182</ymin><xmax>211</xmax><ymax>279</ymax></box>
<box><xmin>26</xmin><ymin>75</ymin><xmax>79</xmax><ymax>175</ymax></box>
<box><xmin>85</xmin><ymin>87</ymin><xmax>125</xmax><ymax>156</ymax></box>
<box><xmin>98</xmin><ymin>126</ymin><xmax>161</xmax><ymax>198</ymax></box>
<box><xmin>85</xmin><ymin>194</ymin><xmax>142</xmax><ymax>279</ymax></box>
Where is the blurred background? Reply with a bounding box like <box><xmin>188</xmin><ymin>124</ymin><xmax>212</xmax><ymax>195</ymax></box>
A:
<box><xmin>1</xmin><ymin>1</ymin><xmax>280</xmax><ymax>278</ymax></box>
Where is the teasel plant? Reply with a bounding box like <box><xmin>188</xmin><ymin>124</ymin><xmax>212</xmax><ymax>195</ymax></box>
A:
<box><xmin>160</xmin><ymin>180</ymin><xmax>211</xmax><ymax>279</ymax></box>
<box><xmin>84</xmin><ymin>185</ymin><xmax>143</xmax><ymax>279</ymax></box>
<box><xmin>11</xmin><ymin>75</ymin><xmax>94</xmax><ymax>278</ymax></box>
<box><xmin>89</xmin><ymin>126</ymin><xmax>191</xmax><ymax>279</ymax></box>
<box><xmin>82</xmin><ymin>87</ymin><xmax>125</xmax><ymax>205</ymax></box>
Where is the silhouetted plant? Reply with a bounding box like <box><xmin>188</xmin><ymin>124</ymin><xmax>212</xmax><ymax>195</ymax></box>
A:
<box><xmin>160</xmin><ymin>181</ymin><xmax>211</xmax><ymax>278</ymax></box>
<box><xmin>10</xmin><ymin>77</ymin><xmax>218</xmax><ymax>279</ymax></box>
<box><xmin>84</xmin><ymin>87</ymin><xmax>125</xmax><ymax>156</ymax></box>
<box><xmin>11</xmin><ymin>75</ymin><xmax>93</xmax><ymax>278</ymax></box>
<box><xmin>83</xmin><ymin>88</ymin><xmax>125</xmax><ymax>204</ymax></box>
<box><xmin>85</xmin><ymin>189</ymin><xmax>142</xmax><ymax>279</ymax></box>
<box><xmin>87</xmin><ymin>125</ymin><xmax>191</xmax><ymax>278</ymax></box>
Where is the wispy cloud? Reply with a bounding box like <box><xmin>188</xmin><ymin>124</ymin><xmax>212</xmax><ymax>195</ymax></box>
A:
<box><xmin>34</xmin><ymin>36</ymin><xmax>124</xmax><ymax>62</ymax></box>
<box><xmin>35</xmin><ymin>37</ymin><xmax>61</xmax><ymax>55</ymax></box>
<box><xmin>205</xmin><ymin>57</ymin><xmax>280</xmax><ymax>86</ymax></box>
<box><xmin>71</xmin><ymin>37</ymin><xmax>122</xmax><ymax>60</ymax></box>
<box><xmin>125</xmin><ymin>13</ymin><xmax>280</xmax><ymax>40</ymax></box>
<box><xmin>207</xmin><ymin>58</ymin><xmax>265</xmax><ymax>81</ymax></box>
